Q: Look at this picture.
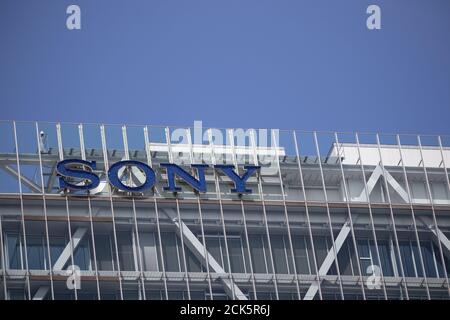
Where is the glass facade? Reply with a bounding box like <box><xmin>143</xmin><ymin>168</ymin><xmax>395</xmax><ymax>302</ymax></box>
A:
<box><xmin>0</xmin><ymin>120</ymin><xmax>450</xmax><ymax>300</ymax></box>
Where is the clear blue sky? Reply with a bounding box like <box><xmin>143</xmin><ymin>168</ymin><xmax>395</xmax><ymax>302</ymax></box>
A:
<box><xmin>0</xmin><ymin>0</ymin><xmax>449</xmax><ymax>134</ymax></box>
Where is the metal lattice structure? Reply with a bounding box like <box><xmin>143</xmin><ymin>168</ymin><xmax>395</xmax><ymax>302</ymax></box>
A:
<box><xmin>0</xmin><ymin>120</ymin><xmax>450</xmax><ymax>300</ymax></box>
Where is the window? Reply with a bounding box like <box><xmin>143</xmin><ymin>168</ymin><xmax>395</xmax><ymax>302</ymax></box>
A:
<box><xmin>73</xmin><ymin>239</ymin><xmax>91</xmax><ymax>270</ymax></box>
<box><xmin>314</xmin><ymin>236</ymin><xmax>337</xmax><ymax>275</ymax></box>
<box><xmin>146</xmin><ymin>290</ymin><xmax>163</xmax><ymax>300</ymax></box>
<box><xmin>117</xmin><ymin>231</ymin><xmax>136</xmax><ymax>271</ymax></box>
<box><xmin>184</xmin><ymin>246</ymin><xmax>202</xmax><ymax>272</ymax></box>
<box><xmin>378</xmin><ymin>241</ymin><xmax>394</xmax><ymax>277</ymax></box>
<box><xmin>270</xmin><ymin>235</ymin><xmax>289</xmax><ymax>274</ymax></box>
<box><xmin>94</xmin><ymin>234</ymin><xmax>114</xmax><ymax>271</ymax></box>
<box><xmin>6</xmin><ymin>234</ymin><xmax>23</xmax><ymax>269</ymax></box>
<box><xmin>8</xmin><ymin>289</ymin><xmax>26</xmax><ymax>300</ymax></box>
<box><xmin>6</xmin><ymin>233</ymin><xmax>94</xmax><ymax>271</ymax></box>
<box><xmin>337</xmin><ymin>240</ymin><xmax>354</xmax><ymax>276</ymax></box>
<box><xmin>399</xmin><ymin>240</ymin><xmax>417</xmax><ymax>277</ymax></box>
<box><xmin>202</xmin><ymin>235</ymin><xmax>246</xmax><ymax>273</ymax></box>
<box><xmin>357</xmin><ymin>239</ymin><xmax>374</xmax><ymax>276</ymax></box>
<box><xmin>49</xmin><ymin>237</ymin><xmax>66</xmax><ymax>269</ymax></box>
<box><xmin>420</xmin><ymin>241</ymin><xmax>437</xmax><ymax>278</ymax></box>
<box><xmin>291</xmin><ymin>235</ymin><xmax>311</xmax><ymax>275</ymax></box>
<box><xmin>161</xmin><ymin>233</ymin><xmax>181</xmax><ymax>272</ymax></box>
<box><xmin>227</xmin><ymin>237</ymin><xmax>246</xmax><ymax>273</ymax></box>
<box><xmin>139</xmin><ymin>232</ymin><xmax>159</xmax><ymax>271</ymax></box>
<box><xmin>248</xmin><ymin>235</ymin><xmax>268</xmax><ymax>274</ymax></box>
<box><xmin>26</xmin><ymin>235</ymin><xmax>46</xmax><ymax>270</ymax></box>
<box><xmin>204</xmin><ymin>236</ymin><xmax>222</xmax><ymax>269</ymax></box>
<box><xmin>123</xmin><ymin>290</ymin><xmax>140</xmax><ymax>300</ymax></box>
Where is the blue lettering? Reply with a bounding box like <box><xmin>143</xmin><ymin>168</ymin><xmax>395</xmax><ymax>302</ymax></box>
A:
<box><xmin>56</xmin><ymin>159</ymin><xmax>100</xmax><ymax>191</ymax></box>
<box><xmin>214</xmin><ymin>165</ymin><xmax>260</xmax><ymax>193</ymax></box>
<box><xmin>55</xmin><ymin>159</ymin><xmax>257</xmax><ymax>195</ymax></box>
<box><xmin>108</xmin><ymin>160</ymin><xmax>156</xmax><ymax>192</ymax></box>
<box><xmin>161</xmin><ymin>163</ymin><xmax>208</xmax><ymax>193</ymax></box>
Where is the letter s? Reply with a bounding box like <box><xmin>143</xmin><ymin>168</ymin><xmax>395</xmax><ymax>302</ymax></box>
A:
<box><xmin>57</xmin><ymin>159</ymin><xmax>100</xmax><ymax>191</ymax></box>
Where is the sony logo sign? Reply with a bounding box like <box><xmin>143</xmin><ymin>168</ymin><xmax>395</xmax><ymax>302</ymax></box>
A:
<box><xmin>56</xmin><ymin>159</ymin><xmax>260</xmax><ymax>194</ymax></box>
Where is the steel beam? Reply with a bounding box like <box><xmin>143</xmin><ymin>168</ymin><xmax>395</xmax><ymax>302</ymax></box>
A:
<box><xmin>163</xmin><ymin>209</ymin><xmax>248</xmax><ymax>300</ymax></box>
<box><xmin>356</xmin><ymin>165</ymin><xmax>409</xmax><ymax>202</ymax></box>
<box><xmin>53</xmin><ymin>227</ymin><xmax>88</xmax><ymax>271</ymax></box>
<box><xmin>419</xmin><ymin>217</ymin><xmax>450</xmax><ymax>260</ymax></box>
<box><xmin>303</xmin><ymin>218</ymin><xmax>353</xmax><ymax>300</ymax></box>
<box><xmin>32</xmin><ymin>287</ymin><xmax>49</xmax><ymax>300</ymax></box>
<box><xmin>1</xmin><ymin>165</ymin><xmax>41</xmax><ymax>193</ymax></box>
<box><xmin>32</xmin><ymin>227</ymin><xmax>87</xmax><ymax>300</ymax></box>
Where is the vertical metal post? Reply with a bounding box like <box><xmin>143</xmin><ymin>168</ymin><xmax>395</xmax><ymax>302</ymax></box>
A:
<box><xmin>78</xmin><ymin>123</ymin><xmax>101</xmax><ymax>300</ymax></box>
<box><xmin>374</xmin><ymin>134</ymin><xmax>410</xmax><ymax>296</ymax></box>
<box><xmin>249</xmin><ymin>129</ymin><xmax>279</xmax><ymax>299</ymax></box>
<box><xmin>0</xmin><ymin>215</ymin><xmax>7</xmax><ymax>299</ymax></box>
<box><xmin>437</xmin><ymin>135</ymin><xmax>450</xmax><ymax>281</ymax></box>
<box><xmin>227</xmin><ymin>129</ymin><xmax>258</xmax><ymax>299</ymax></box>
<box><xmin>438</xmin><ymin>135</ymin><xmax>450</xmax><ymax>210</ymax></box>
<box><xmin>417</xmin><ymin>135</ymin><xmax>450</xmax><ymax>298</ymax></box>
<box><xmin>12</xmin><ymin>121</ymin><xmax>31</xmax><ymax>299</ymax></box>
<box><xmin>144</xmin><ymin>126</ymin><xmax>168</xmax><ymax>299</ymax></box>
<box><xmin>271</xmin><ymin>129</ymin><xmax>302</xmax><ymax>299</ymax></box>
<box><xmin>354</xmin><ymin>133</ymin><xmax>389</xmax><ymax>299</ymax></box>
<box><xmin>122</xmin><ymin>125</ymin><xmax>147</xmax><ymax>300</ymax></box>
<box><xmin>56</xmin><ymin>123</ymin><xmax>78</xmax><ymax>300</ymax></box>
<box><xmin>334</xmin><ymin>133</ymin><xmax>366</xmax><ymax>299</ymax></box>
<box><xmin>313</xmin><ymin>131</ymin><xmax>345</xmax><ymax>299</ymax></box>
<box><xmin>100</xmin><ymin>124</ymin><xmax>124</xmax><ymax>299</ymax></box>
<box><xmin>165</xmin><ymin>127</ymin><xmax>191</xmax><ymax>299</ymax></box>
<box><xmin>189</xmin><ymin>128</ymin><xmax>214</xmax><ymax>299</ymax></box>
<box><xmin>292</xmin><ymin>130</ymin><xmax>322</xmax><ymax>300</ymax></box>
<box><xmin>396</xmin><ymin>135</ymin><xmax>431</xmax><ymax>299</ymax></box>
<box><xmin>35</xmin><ymin>122</ymin><xmax>55</xmax><ymax>300</ymax></box>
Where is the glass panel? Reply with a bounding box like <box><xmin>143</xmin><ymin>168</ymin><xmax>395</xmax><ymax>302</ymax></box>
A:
<box><xmin>139</xmin><ymin>232</ymin><xmax>159</xmax><ymax>271</ymax></box>
<box><xmin>291</xmin><ymin>234</ymin><xmax>311</xmax><ymax>275</ymax></box>
<box><xmin>93</xmin><ymin>222</ymin><xmax>117</xmax><ymax>271</ymax></box>
<box><xmin>94</xmin><ymin>234</ymin><xmax>113</xmax><ymax>271</ymax></box>
<box><xmin>177</xmin><ymin>205</ymin><xmax>205</xmax><ymax>273</ymax></box>
<box><xmin>228</xmin><ymin>237</ymin><xmax>245</xmax><ymax>273</ymax></box>
<box><xmin>117</xmin><ymin>231</ymin><xmax>136</xmax><ymax>271</ymax></box>
<box><xmin>8</xmin><ymin>289</ymin><xmax>26</xmax><ymax>300</ymax></box>
<box><xmin>26</xmin><ymin>235</ymin><xmax>45</xmax><ymax>270</ymax></box>
<box><xmin>248</xmin><ymin>234</ymin><xmax>267</xmax><ymax>274</ymax></box>
<box><xmin>415</xmin><ymin>209</ymin><xmax>445</xmax><ymax>279</ymax></box>
<box><xmin>436</xmin><ymin>210</ymin><xmax>450</xmax><ymax>274</ymax></box>
<box><xmin>73</xmin><ymin>237</ymin><xmax>92</xmax><ymax>271</ymax></box>
<box><xmin>145</xmin><ymin>289</ymin><xmax>163</xmax><ymax>300</ymax></box>
<box><xmin>49</xmin><ymin>236</ymin><xmax>65</xmax><ymax>269</ymax></box>
<box><xmin>6</xmin><ymin>232</ymin><xmax>23</xmax><ymax>269</ymax></box>
<box><xmin>204</xmin><ymin>236</ymin><xmax>222</xmax><ymax>268</ymax></box>
<box><xmin>270</xmin><ymin>234</ymin><xmax>288</xmax><ymax>274</ymax></box>
<box><xmin>161</xmin><ymin>232</ymin><xmax>180</xmax><ymax>272</ymax></box>
<box><xmin>48</xmin><ymin>221</ymin><xmax>72</xmax><ymax>270</ymax></box>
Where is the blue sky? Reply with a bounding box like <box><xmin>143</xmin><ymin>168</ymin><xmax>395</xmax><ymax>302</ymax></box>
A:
<box><xmin>0</xmin><ymin>0</ymin><xmax>449</xmax><ymax>134</ymax></box>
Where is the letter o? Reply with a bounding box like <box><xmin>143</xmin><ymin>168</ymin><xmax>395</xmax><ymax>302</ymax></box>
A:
<box><xmin>108</xmin><ymin>160</ymin><xmax>155</xmax><ymax>192</ymax></box>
